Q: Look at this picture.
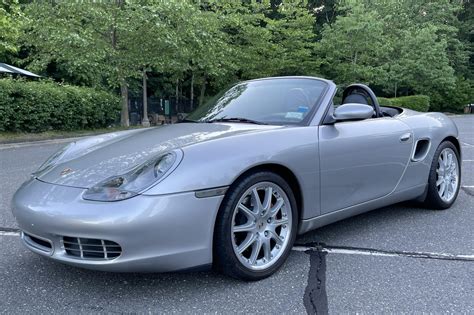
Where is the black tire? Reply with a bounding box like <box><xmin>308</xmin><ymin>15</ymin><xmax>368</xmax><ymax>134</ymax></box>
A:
<box><xmin>213</xmin><ymin>171</ymin><xmax>298</xmax><ymax>281</ymax></box>
<box><xmin>422</xmin><ymin>141</ymin><xmax>461</xmax><ymax>210</ymax></box>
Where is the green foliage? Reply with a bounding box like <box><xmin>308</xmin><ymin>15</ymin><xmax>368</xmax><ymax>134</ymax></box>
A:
<box><xmin>0</xmin><ymin>79</ymin><xmax>120</xmax><ymax>132</ymax></box>
<box><xmin>317</xmin><ymin>1</ymin><xmax>469</xmax><ymax>112</ymax></box>
<box><xmin>429</xmin><ymin>76</ymin><xmax>474</xmax><ymax>112</ymax></box>
<box><xmin>0</xmin><ymin>0</ymin><xmax>22</xmax><ymax>59</ymax></box>
<box><xmin>317</xmin><ymin>5</ymin><xmax>387</xmax><ymax>84</ymax></box>
<box><xmin>266</xmin><ymin>2</ymin><xmax>318</xmax><ymax>75</ymax></box>
<box><xmin>20</xmin><ymin>2</ymin><xmax>115</xmax><ymax>87</ymax></box>
<box><xmin>377</xmin><ymin>95</ymin><xmax>430</xmax><ymax>112</ymax></box>
<box><xmin>377</xmin><ymin>97</ymin><xmax>392</xmax><ymax>107</ymax></box>
<box><xmin>207</xmin><ymin>0</ymin><xmax>272</xmax><ymax>79</ymax></box>
<box><xmin>0</xmin><ymin>0</ymin><xmax>470</xmax><ymax>122</ymax></box>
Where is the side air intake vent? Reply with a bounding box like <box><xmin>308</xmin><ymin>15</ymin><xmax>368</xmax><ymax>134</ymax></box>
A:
<box><xmin>412</xmin><ymin>139</ymin><xmax>431</xmax><ymax>162</ymax></box>
<box><xmin>22</xmin><ymin>232</ymin><xmax>53</xmax><ymax>254</ymax></box>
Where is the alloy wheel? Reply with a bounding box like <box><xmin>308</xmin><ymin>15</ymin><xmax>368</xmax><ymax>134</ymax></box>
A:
<box><xmin>436</xmin><ymin>147</ymin><xmax>459</xmax><ymax>202</ymax></box>
<box><xmin>231</xmin><ymin>182</ymin><xmax>292</xmax><ymax>270</ymax></box>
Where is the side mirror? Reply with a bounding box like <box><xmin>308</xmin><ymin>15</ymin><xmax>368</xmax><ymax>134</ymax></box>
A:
<box><xmin>333</xmin><ymin>103</ymin><xmax>374</xmax><ymax>122</ymax></box>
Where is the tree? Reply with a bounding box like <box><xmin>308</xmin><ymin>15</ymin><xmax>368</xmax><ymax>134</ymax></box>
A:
<box><xmin>21</xmin><ymin>2</ymin><xmax>131</xmax><ymax>124</ymax></box>
<box><xmin>266</xmin><ymin>1</ymin><xmax>319</xmax><ymax>76</ymax></box>
<box><xmin>358</xmin><ymin>0</ymin><xmax>469</xmax><ymax>111</ymax></box>
<box><xmin>201</xmin><ymin>0</ymin><xmax>275</xmax><ymax>81</ymax></box>
<box><xmin>458</xmin><ymin>0</ymin><xmax>473</xmax><ymax>80</ymax></box>
<box><xmin>21</xmin><ymin>1</ymin><xmax>195</xmax><ymax>126</ymax></box>
<box><xmin>12</xmin><ymin>0</ymin><xmax>472</xmax><ymax>119</ymax></box>
<box><xmin>383</xmin><ymin>25</ymin><xmax>455</xmax><ymax>98</ymax></box>
<box><xmin>0</xmin><ymin>0</ymin><xmax>22</xmax><ymax>60</ymax></box>
<box><xmin>120</xmin><ymin>1</ymin><xmax>191</xmax><ymax>124</ymax></box>
<box><xmin>174</xmin><ymin>5</ymin><xmax>232</xmax><ymax>109</ymax></box>
<box><xmin>317</xmin><ymin>4</ymin><xmax>388</xmax><ymax>85</ymax></box>
<box><xmin>199</xmin><ymin>0</ymin><xmax>318</xmax><ymax>85</ymax></box>
<box><xmin>317</xmin><ymin>1</ymin><xmax>460</xmax><ymax>108</ymax></box>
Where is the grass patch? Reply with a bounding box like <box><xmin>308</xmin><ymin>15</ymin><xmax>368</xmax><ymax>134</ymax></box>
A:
<box><xmin>0</xmin><ymin>126</ymin><xmax>146</xmax><ymax>144</ymax></box>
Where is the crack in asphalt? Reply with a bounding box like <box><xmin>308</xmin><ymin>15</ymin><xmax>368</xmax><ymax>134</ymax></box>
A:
<box><xmin>303</xmin><ymin>245</ymin><xmax>328</xmax><ymax>315</ymax></box>
<box><xmin>299</xmin><ymin>240</ymin><xmax>474</xmax><ymax>314</ymax></box>
<box><xmin>294</xmin><ymin>242</ymin><xmax>474</xmax><ymax>262</ymax></box>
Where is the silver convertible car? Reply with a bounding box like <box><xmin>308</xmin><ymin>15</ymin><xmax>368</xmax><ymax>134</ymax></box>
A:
<box><xmin>12</xmin><ymin>77</ymin><xmax>461</xmax><ymax>280</ymax></box>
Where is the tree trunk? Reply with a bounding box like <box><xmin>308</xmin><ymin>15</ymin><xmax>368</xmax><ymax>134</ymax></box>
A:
<box><xmin>353</xmin><ymin>51</ymin><xmax>358</xmax><ymax>65</ymax></box>
<box><xmin>199</xmin><ymin>75</ymin><xmax>207</xmax><ymax>106</ymax></box>
<box><xmin>142</xmin><ymin>70</ymin><xmax>150</xmax><ymax>127</ymax></box>
<box><xmin>190</xmin><ymin>72</ymin><xmax>194</xmax><ymax>111</ymax></box>
<box><xmin>175</xmin><ymin>78</ymin><xmax>179</xmax><ymax>113</ymax></box>
<box><xmin>394</xmin><ymin>82</ymin><xmax>397</xmax><ymax>98</ymax></box>
<box><xmin>120</xmin><ymin>80</ymin><xmax>129</xmax><ymax>127</ymax></box>
<box><xmin>179</xmin><ymin>80</ymin><xmax>183</xmax><ymax>111</ymax></box>
<box><xmin>111</xmin><ymin>6</ymin><xmax>129</xmax><ymax>127</ymax></box>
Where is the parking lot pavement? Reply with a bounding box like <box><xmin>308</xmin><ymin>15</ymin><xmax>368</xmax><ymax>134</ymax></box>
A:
<box><xmin>297</xmin><ymin>190</ymin><xmax>474</xmax><ymax>255</ymax></box>
<box><xmin>0</xmin><ymin>115</ymin><xmax>473</xmax><ymax>313</ymax></box>
<box><xmin>0</xmin><ymin>236</ymin><xmax>310</xmax><ymax>314</ymax></box>
<box><xmin>325</xmin><ymin>254</ymin><xmax>474</xmax><ymax>313</ymax></box>
<box><xmin>0</xmin><ymin>142</ymin><xmax>65</xmax><ymax>228</ymax></box>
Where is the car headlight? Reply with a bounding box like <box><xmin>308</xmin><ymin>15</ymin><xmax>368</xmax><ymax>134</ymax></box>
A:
<box><xmin>33</xmin><ymin>142</ymin><xmax>74</xmax><ymax>176</ymax></box>
<box><xmin>82</xmin><ymin>151</ymin><xmax>181</xmax><ymax>202</ymax></box>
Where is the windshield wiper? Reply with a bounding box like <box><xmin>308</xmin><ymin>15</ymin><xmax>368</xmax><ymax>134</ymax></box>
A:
<box><xmin>206</xmin><ymin>117</ymin><xmax>268</xmax><ymax>125</ymax></box>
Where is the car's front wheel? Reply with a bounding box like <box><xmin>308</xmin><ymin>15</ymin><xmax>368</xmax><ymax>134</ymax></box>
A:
<box><xmin>214</xmin><ymin>171</ymin><xmax>298</xmax><ymax>281</ymax></box>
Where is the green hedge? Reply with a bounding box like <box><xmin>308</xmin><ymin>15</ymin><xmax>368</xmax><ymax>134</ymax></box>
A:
<box><xmin>377</xmin><ymin>97</ymin><xmax>393</xmax><ymax>107</ymax></box>
<box><xmin>0</xmin><ymin>79</ymin><xmax>120</xmax><ymax>132</ymax></box>
<box><xmin>377</xmin><ymin>95</ymin><xmax>430</xmax><ymax>112</ymax></box>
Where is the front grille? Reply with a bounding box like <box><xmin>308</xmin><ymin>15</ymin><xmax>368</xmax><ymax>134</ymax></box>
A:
<box><xmin>22</xmin><ymin>232</ymin><xmax>53</xmax><ymax>254</ymax></box>
<box><xmin>61</xmin><ymin>236</ymin><xmax>121</xmax><ymax>260</ymax></box>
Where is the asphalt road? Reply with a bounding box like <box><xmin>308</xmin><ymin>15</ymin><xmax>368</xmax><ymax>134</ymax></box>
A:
<box><xmin>0</xmin><ymin>116</ymin><xmax>473</xmax><ymax>314</ymax></box>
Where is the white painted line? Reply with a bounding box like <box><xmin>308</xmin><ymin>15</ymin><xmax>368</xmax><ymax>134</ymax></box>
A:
<box><xmin>323</xmin><ymin>248</ymin><xmax>474</xmax><ymax>260</ymax></box>
<box><xmin>461</xmin><ymin>142</ymin><xmax>474</xmax><ymax>147</ymax></box>
<box><xmin>0</xmin><ymin>231</ymin><xmax>20</xmax><ymax>236</ymax></box>
<box><xmin>292</xmin><ymin>245</ymin><xmax>474</xmax><ymax>261</ymax></box>
<box><xmin>292</xmin><ymin>246</ymin><xmax>316</xmax><ymax>252</ymax></box>
<box><xmin>463</xmin><ymin>160</ymin><xmax>474</xmax><ymax>162</ymax></box>
<box><xmin>462</xmin><ymin>185</ymin><xmax>474</xmax><ymax>188</ymax></box>
<box><xmin>1</xmin><ymin>232</ymin><xmax>472</xmax><ymax>260</ymax></box>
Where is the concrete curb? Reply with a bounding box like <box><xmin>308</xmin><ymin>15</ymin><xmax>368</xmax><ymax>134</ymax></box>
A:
<box><xmin>0</xmin><ymin>137</ymin><xmax>83</xmax><ymax>150</ymax></box>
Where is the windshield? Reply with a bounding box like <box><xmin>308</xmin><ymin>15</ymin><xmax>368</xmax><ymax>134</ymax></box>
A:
<box><xmin>187</xmin><ymin>78</ymin><xmax>328</xmax><ymax>125</ymax></box>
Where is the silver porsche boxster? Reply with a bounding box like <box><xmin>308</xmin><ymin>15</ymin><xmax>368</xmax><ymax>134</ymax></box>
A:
<box><xmin>12</xmin><ymin>76</ymin><xmax>461</xmax><ymax>280</ymax></box>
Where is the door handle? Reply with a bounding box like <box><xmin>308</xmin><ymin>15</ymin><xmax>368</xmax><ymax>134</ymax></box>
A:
<box><xmin>400</xmin><ymin>133</ymin><xmax>412</xmax><ymax>142</ymax></box>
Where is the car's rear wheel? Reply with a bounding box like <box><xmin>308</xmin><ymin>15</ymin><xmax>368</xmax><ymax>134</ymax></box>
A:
<box><xmin>422</xmin><ymin>141</ymin><xmax>461</xmax><ymax>209</ymax></box>
<box><xmin>214</xmin><ymin>171</ymin><xmax>298</xmax><ymax>281</ymax></box>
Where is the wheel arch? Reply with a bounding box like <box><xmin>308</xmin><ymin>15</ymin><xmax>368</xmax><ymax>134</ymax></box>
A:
<box><xmin>224</xmin><ymin>163</ymin><xmax>303</xmax><ymax>226</ymax></box>
<box><xmin>243</xmin><ymin>164</ymin><xmax>301</xmax><ymax>218</ymax></box>
<box><xmin>442</xmin><ymin>136</ymin><xmax>461</xmax><ymax>158</ymax></box>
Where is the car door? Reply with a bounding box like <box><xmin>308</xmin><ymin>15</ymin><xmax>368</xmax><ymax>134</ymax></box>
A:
<box><xmin>319</xmin><ymin>116</ymin><xmax>413</xmax><ymax>214</ymax></box>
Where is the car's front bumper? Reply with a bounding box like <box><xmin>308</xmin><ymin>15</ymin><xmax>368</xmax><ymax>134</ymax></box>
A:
<box><xmin>11</xmin><ymin>178</ymin><xmax>224</xmax><ymax>272</ymax></box>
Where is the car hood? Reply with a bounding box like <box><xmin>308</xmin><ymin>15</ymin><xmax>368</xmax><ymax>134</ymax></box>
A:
<box><xmin>37</xmin><ymin>123</ymin><xmax>281</xmax><ymax>188</ymax></box>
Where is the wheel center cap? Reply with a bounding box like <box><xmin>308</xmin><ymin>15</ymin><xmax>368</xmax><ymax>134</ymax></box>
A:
<box><xmin>257</xmin><ymin>220</ymin><xmax>266</xmax><ymax>232</ymax></box>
